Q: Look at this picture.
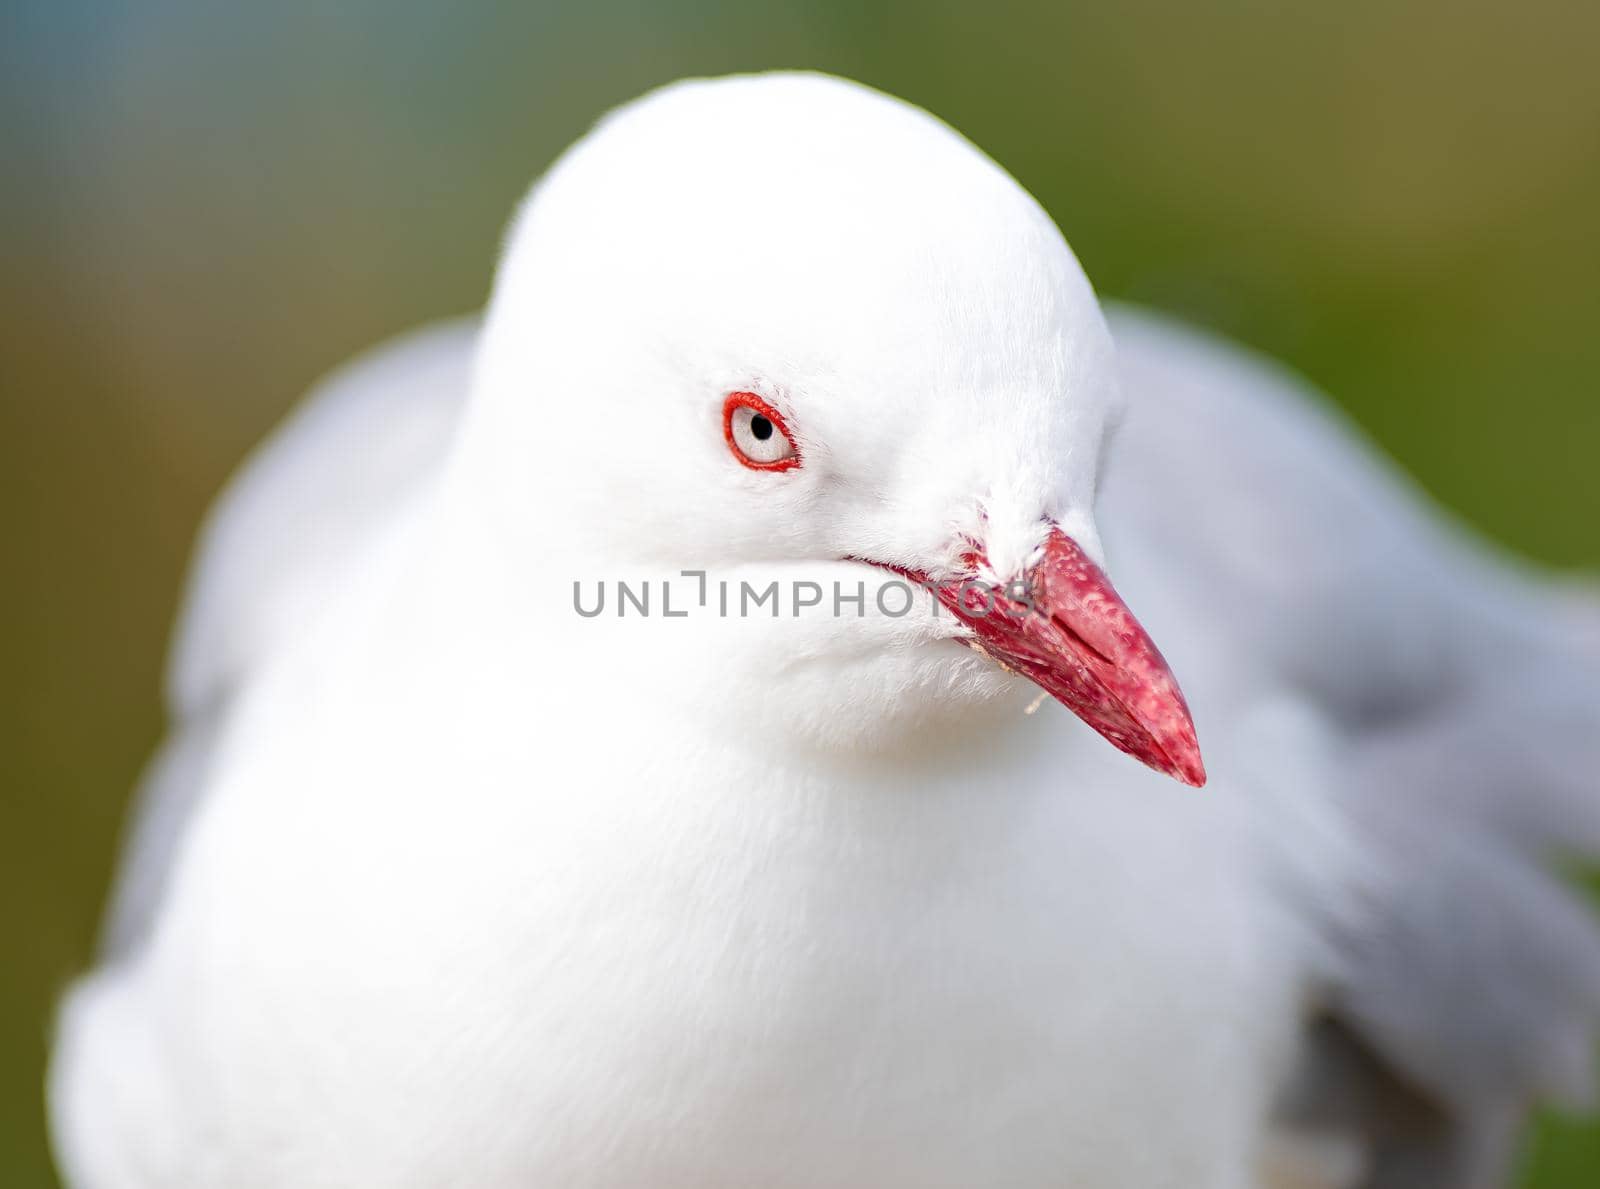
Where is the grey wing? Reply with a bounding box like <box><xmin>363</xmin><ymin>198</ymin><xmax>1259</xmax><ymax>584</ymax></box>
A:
<box><xmin>101</xmin><ymin>316</ymin><xmax>480</xmax><ymax>958</ymax></box>
<box><xmin>1103</xmin><ymin>304</ymin><xmax>1600</xmax><ymax>1188</ymax></box>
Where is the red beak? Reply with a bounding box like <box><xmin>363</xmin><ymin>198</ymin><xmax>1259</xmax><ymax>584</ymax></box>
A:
<box><xmin>917</xmin><ymin>528</ymin><xmax>1205</xmax><ymax>787</ymax></box>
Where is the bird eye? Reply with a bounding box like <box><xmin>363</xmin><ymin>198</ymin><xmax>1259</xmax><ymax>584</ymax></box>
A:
<box><xmin>723</xmin><ymin>392</ymin><xmax>800</xmax><ymax>471</ymax></box>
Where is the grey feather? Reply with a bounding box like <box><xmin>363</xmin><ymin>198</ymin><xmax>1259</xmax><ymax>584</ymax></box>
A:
<box><xmin>100</xmin><ymin>317</ymin><xmax>478</xmax><ymax>957</ymax></box>
<box><xmin>1106</xmin><ymin>304</ymin><xmax>1600</xmax><ymax>1188</ymax></box>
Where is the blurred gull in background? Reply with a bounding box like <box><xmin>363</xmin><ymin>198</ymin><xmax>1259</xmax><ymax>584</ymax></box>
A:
<box><xmin>48</xmin><ymin>74</ymin><xmax>1600</xmax><ymax>1188</ymax></box>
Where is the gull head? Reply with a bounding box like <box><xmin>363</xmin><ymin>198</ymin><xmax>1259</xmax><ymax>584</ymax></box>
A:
<box><xmin>459</xmin><ymin>72</ymin><xmax>1203</xmax><ymax>784</ymax></box>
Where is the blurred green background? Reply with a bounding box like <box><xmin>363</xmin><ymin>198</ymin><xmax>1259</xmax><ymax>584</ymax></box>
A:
<box><xmin>3</xmin><ymin>1</ymin><xmax>1597</xmax><ymax>1184</ymax></box>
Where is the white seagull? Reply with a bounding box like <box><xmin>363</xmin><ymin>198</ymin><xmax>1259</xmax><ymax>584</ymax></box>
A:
<box><xmin>51</xmin><ymin>73</ymin><xmax>1600</xmax><ymax>1189</ymax></box>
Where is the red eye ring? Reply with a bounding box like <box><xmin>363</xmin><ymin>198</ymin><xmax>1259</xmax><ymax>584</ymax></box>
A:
<box><xmin>723</xmin><ymin>391</ymin><xmax>801</xmax><ymax>472</ymax></box>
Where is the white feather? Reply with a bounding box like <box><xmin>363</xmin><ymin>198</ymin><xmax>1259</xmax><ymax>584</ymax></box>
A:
<box><xmin>51</xmin><ymin>73</ymin><xmax>1598</xmax><ymax>1189</ymax></box>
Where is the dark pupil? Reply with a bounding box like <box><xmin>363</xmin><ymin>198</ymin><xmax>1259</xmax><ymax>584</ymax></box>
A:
<box><xmin>749</xmin><ymin>414</ymin><xmax>774</xmax><ymax>442</ymax></box>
